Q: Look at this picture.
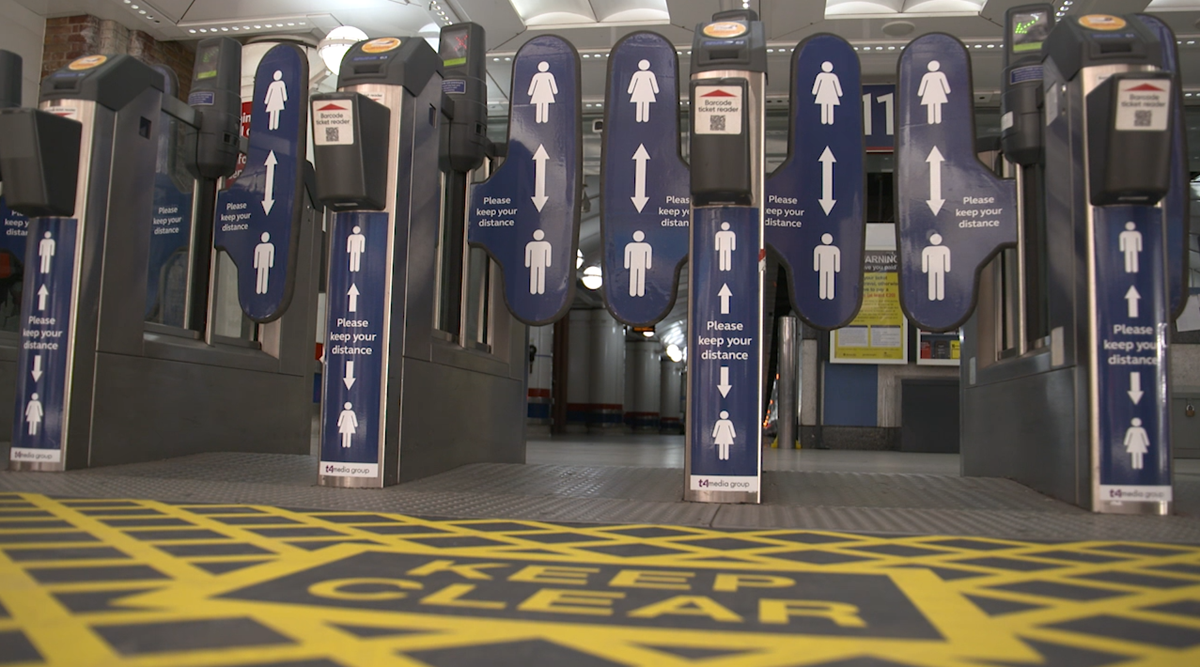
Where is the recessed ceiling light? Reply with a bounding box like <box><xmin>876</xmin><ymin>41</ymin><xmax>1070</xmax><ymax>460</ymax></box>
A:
<box><xmin>189</xmin><ymin>29</ymin><xmax>196</xmax><ymax>33</ymax></box>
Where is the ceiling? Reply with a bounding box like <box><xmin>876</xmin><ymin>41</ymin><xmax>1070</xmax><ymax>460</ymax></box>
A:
<box><xmin>13</xmin><ymin>0</ymin><xmax>1200</xmax><ymax>348</ymax></box>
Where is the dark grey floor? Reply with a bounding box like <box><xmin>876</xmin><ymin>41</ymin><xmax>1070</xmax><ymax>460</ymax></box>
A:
<box><xmin>3</xmin><ymin>436</ymin><xmax>1200</xmax><ymax>543</ymax></box>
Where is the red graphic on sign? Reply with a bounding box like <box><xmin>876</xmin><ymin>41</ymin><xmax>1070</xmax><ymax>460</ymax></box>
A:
<box><xmin>1127</xmin><ymin>83</ymin><xmax>1165</xmax><ymax>92</ymax></box>
<box><xmin>317</xmin><ymin>103</ymin><xmax>348</xmax><ymax>111</ymax></box>
<box><xmin>701</xmin><ymin>89</ymin><xmax>737</xmax><ymax>98</ymax></box>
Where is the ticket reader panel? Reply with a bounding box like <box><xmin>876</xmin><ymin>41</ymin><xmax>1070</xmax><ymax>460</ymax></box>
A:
<box><xmin>6</xmin><ymin>54</ymin><xmax>163</xmax><ymax>470</ymax></box>
<box><xmin>1038</xmin><ymin>14</ymin><xmax>1173</xmax><ymax>513</ymax></box>
<box><xmin>686</xmin><ymin>10</ymin><xmax>766</xmax><ymax>503</ymax></box>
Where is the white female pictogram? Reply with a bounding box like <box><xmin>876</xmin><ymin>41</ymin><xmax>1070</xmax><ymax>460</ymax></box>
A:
<box><xmin>628</xmin><ymin>60</ymin><xmax>660</xmax><ymax>123</ymax></box>
<box><xmin>917</xmin><ymin>60</ymin><xmax>951</xmax><ymax>125</ymax></box>
<box><xmin>528</xmin><ymin>62</ymin><xmax>559</xmax><ymax>124</ymax></box>
<box><xmin>812</xmin><ymin>61</ymin><xmax>843</xmax><ymax>125</ymax></box>
<box><xmin>264</xmin><ymin>70</ymin><xmax>288</xmax><ymax>131</ymax></box>
<box><xmin>712</xmin><ymin>410</ymin><xmax>736</xmax><ymax>461</ymax></box>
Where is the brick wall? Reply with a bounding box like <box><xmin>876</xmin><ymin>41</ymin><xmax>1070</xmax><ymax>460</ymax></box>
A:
<box><xmin>41</xmin><ymin>15</ymin><xmax>194</xmax><ymax>99</ymax></box>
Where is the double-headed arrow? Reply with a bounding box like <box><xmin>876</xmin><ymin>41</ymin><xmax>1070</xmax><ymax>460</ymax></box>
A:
<box><xmin>926</xmin><ymin>146</ymin><xmax>945</xmax><ymax>215</ymax></box>
<box><xmin>631</xmin><ymin>144</ymin><xmax>650</xmax><ymax>212</ymax></box>
<box><xmin>532</xmin><ymin>144</ymin><xmax>549</xmax><ymax>211</ymax></box>
<box><xmin>818</xmin><ymin>146</ymin><xmax>837</xmax><ymax>215</ymax></box>
<box><xmin>262</xmin><ymin>150</ymin><xmax>278</xmax><ymax>215</ymax></box>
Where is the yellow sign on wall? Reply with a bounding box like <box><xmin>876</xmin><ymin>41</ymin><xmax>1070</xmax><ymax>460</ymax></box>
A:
<box><xmin>831</xmin><ymin>250</ymin><xmax>908</xmax><ymax>364</ymax></box>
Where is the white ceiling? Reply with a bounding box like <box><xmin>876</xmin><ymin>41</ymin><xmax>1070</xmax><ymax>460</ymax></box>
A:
<box><xmin>13</xmin><ymin>0</ymin><xmax>1200</xmax><ymax>107</ymax></box>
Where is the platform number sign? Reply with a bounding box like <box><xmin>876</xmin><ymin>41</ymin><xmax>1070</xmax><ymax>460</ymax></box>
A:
<box><xmin>863</xmin><ymin>84</ymin><xmax>895</xmax><ymax>151</ymax></box>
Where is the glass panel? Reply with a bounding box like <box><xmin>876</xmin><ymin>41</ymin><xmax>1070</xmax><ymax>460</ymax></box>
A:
<box><xmin>0</xmin><ymin>192</ymin><xmax>28</xmax><ymax>333</ymax></box>
<box><xmin>145</xmin><ymin>110</ymin><xmax>196</xmax><ymax>328</ymax></box>
<box><xmin>463</xmin><ymin>246</ymin><xmax>490</xmax><ymax>347</ymax></box>
<box><xmin>211</xmin><ymin>250</ymin><xmax>257</xmax><ymax>341</ymax></box>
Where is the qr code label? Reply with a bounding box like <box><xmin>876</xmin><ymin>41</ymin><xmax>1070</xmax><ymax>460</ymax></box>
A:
<box><xmin>694</xmin><ymin>85</ymin><xmax>742</xmax><ymax>135</ymax></box>
<box><xmin>1114</xmin><ymin>78</ymin><xmax>1169</xmax><ymax>132</ymax></box>
<box><xmin>313</xmin><ymin>100</ymin><xmax>355</xmax><ymax>145</ymax></box>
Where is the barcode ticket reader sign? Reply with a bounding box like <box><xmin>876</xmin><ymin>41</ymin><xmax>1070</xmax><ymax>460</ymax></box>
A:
<box><xmin>685</xmin><ymin>10</ymin><xmax>767</xmax><ymax>504</ymax></box>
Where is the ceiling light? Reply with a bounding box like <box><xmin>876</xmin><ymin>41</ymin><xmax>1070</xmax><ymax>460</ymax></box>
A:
<box><xmin>318</xmin><ymin>25</ymin><xmax>369</xmax><ymax>76</ymax></box>
<box><xmin>666</xmin><ymin>344</ymin><xmax>682</xmax><ymax>362</ymax></box>
<box><xmin>189</xmin><ymin>29</ymin><xmax>196</xmax><ymax>33</ymax></box>
<box><xmin>582</xmin><ymin>266</ymin><xmax>602</xmax><ymax>290</ymax></box>
<box><xmin>642</xmin><ymin>331</ymin><xmax>654</xmax><ymax>338</ymax></box>
<box><xmin>576</xmin><ymin>249</ymin><xmax>584</xmax><ymax>269</ymax></box>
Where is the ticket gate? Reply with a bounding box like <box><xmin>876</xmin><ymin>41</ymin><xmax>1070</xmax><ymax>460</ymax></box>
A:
<box><xmin>958</xmin><ymin>12</ymin><xmax>1184</xmax><ymax>513</ymax></box>
<box><xmin>0</xmin><ymin>42</ymin><xmax>320</xmax><ymax>470</ymax></box>
<box><xmin>310</xmin><ymin>30</ymin><xmax>525</xmax><ymax>487</ymax></box>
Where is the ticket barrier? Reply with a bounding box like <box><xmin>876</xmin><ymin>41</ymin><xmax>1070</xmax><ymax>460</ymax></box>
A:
<box><xmin>310</xmin><ymin>30</ymin><xmax>525</xmax><ymax>487</ymax></box>
<box><xmin>960</xmin><ymin>12</ymin><xmax>1184</xmax><ymax>513</ymax></box>
<box><xmin>0</xmin><ymin>41</ymin><xmax>320</xmax><ymax>470</ymax></box>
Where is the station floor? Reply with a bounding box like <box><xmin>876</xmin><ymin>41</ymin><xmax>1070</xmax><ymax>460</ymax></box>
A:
<box><xmin>1</xmin><ymin>436</ymin><xmax>1200</xmax><ymax>666</ymax></box>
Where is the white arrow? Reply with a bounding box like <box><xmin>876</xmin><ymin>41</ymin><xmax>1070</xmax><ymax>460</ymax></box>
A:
<box><xmin>37</xmin><ymin>285</ymin><xmax>48</xmax><ymax>311</ymax></box>
<box><xmin>348</xmin><ymin>283</ymin><xmax>360</xmax><ymax>313</ymax></box>
<box><xmin>262</xmin><ymin>150</ymin><xmax>278</xmax><ymax>215</ymax></box>
<box><xmin>31</xmin><ymin>355</ymin><xmax>42</xmax><ymax>382</ymax></box>
<box><xmin>631</xmin><ymin>144</ymin><xmax>650</xmax><ymax>212</ymax></box>
<box><xmin>926</xmin><ymin>146</ymin><xmax>945</xmax><ymax>215</ymax></box>
<box><xmin>718</xmin><ymin>366</ymin><xmax>732</xmax><ymax>398</ymax></box>
<box><xmin>818</xmin><ymin>146</ymin><xmax>837</xmax><ymax>215</ymax></box>
<box><xmin>1125</xmin><ymin>285</ymin><xmax>1141</xmax><ymax>319</ymax></box>
<box><xmin>1128</xmin><ymin>372</ymin><xmax>1144</xmax><ymax>405</ymax></box>
<box><xmin>531</xmin><ymin>144</ymin><xmax>549</xmax><ymax>211</ymax></box>
<box><xmin>343</xmin><ymin>361</ymin><xmax>356</xmax><ymax>390</ymax></box>
<box><xmin>719</xmin><ymin>284</ymin><xmax>732</xmax><ymax>315</ymax></box>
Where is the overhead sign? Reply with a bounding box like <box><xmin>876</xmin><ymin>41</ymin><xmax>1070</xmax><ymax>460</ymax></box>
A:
<box><xmin>1136</xmin><ymin>14</ymin><xmax>1190</xmax><ymax>320</ymax></box>
<box><xmin>688</xmin><ymin>206</ymin><xmax>761</xmax><ymax>494</ymax></box>
<box><xmin>862</xmin><ymin>84</ymin><xmax>896</xmax><ymax>151</ymax></box>
<box><xmin>145</xmin><ymin>116</ymin><xmax>194</xmax><ymax>326</ymax></box>
<box><xmin>1092</xmin><ymin>207</ymin><xmax>1171</xmax><ymax>504</ymax></box>
<box><xmin>10</xmin><ymin>218</ymin><xmax>77</xmax><ymax>465</ymax></box>
<box><xmin>600</xmin><ymin>31</ymin><xmax>689</xmax><ymax>327</ymax></box>
<box><xmin>213</xmin><ymin>44</ymin><xmax>308</xmax><ymax>322</ymax></box>
<box><xmin>766</xmin><ymin>34</ymin><xmax>865</xmax><ymax>331</ymax></box>
<box><xmin>468</xmin><ymin>35</ymin><xmax>580</xmax><ymax>326</ymax></box>
<box><xmin>895</xmin><ymin>34</ymin><xmax>1017</xmax><ymax>332</ymax></box>
<box><xmin>320</xmin><ymin>211</ymin><xmax>388</xmax><ymax>481</ymax></box>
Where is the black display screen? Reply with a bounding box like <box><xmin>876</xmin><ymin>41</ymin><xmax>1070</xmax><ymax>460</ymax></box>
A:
<box><xmin>1011</xmin><ymin>11</ymin><xmax>1051</xmax><ymax>53</ymax></box>
<box><xmin>440</xmin><ymin>28</ymin><xmax>470</xmax><ymax>66</ymax></box>
<box><xmin>195</xmin><ymin>45</ymin><xmax>220</xmax><ymax>80</ymax></box>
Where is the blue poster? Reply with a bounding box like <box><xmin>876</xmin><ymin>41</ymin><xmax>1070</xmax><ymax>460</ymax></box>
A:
<box><xmin>896</xmin><ymin>34</ymin><xmax>1017</xmax><ymax>332</ymax></box>
<box><xmin>320</xmin><ymin>211</ymin><xmax>389</xmax><ymax>480</ymax></box>
<box><xmin>688</xmin><ymin>206</ymin><xmax>761</xmax><ymax>494</ymax></box>
<box><xmin>600</xmin><ymin>31</ymin><xmax>689</xmax><ymax>327</ymax></box>
<box><xmin>862</xmin><ymin>84</ymin><xmax>896</xmax><ymax>152</ymax></box>
<box><xmin>468</xmin><ymin>35</ymin><xmax>580</xmax><ymax>326</ymax></box>
<box><xmin>1093</xmin><ymin>206</ymin><xmax>1171</xmax><ymax>503</ymax></box>
<box><xmin>145</xmin><ymin>115</ymin><xmax>194</xmax><ymax>326</ymax></box>
<box><xmin>1136</xmin><ymin>14</ymin><xmax>1189</xmax><ymax>319</ymax></box>
<box><xmin>213</xmin><ymin>44</ymin><xmax>307</xmax><ymax>322</ymax></box>
<box><xmin>766</xmin><ymin>34</ymin><xmax>865</xmax><ymax>331</ymax></box>
<box><xmin>10</xmin><ymin>217</ymin><xmax>76</xmax><ymax>466</ymax></box>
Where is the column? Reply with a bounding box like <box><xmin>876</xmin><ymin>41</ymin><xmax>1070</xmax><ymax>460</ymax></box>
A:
<box><xmin>526</xmin><ymin>325</ymin><xmax>553</xmax><ymax>429</ymax></box>
<box><xmin>626</xmin><ymin>340</ymin><xmax>661</xmax><ymax>431</ymax></box>
<box><xmin>588</xmin><ymin>309</ymin><xmax>624</xmax><ymax>431</ymax></box>
<box><xmin>565</xmin><ymin>309</ymin><xmax>590</xmax><ymax>433</ymax></box>
<box><xmin>660</xmin><ymin>358</ymin><xmax>683</xmax><ymax>433</ymax></box>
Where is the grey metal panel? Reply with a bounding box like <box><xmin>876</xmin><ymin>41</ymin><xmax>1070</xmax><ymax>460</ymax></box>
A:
<box><xmin>86</xmin><ymin>352</ymin><xmax>312</xmax><ymax>467</ymax></box>
<box><xmin>396</xmin><ymin>357</ymin><xmax>525</xmax><ymax>484</ymax></box>
<box><xmin>962</xmin><ymin>367</ymin><xmax>1081</xmax><ymax>505</ymax></box>
<box><xmin>400</xmin><ymin>72</ymin><xmax>444</xmax><ymax>364</ymax></box>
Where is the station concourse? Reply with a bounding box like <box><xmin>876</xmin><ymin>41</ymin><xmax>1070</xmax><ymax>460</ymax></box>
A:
<box><xmin>1</xmin><ymin>1</ymin><xmax>1200</xmax><ymax>665</ymax></box>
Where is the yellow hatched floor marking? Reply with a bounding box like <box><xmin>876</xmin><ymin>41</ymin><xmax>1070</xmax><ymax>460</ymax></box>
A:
<box><xmin>1</xmin><ymin>493</ymin><xmax>1199</xmax><ymax>666</ymax></box>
